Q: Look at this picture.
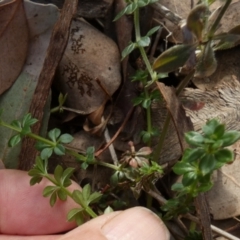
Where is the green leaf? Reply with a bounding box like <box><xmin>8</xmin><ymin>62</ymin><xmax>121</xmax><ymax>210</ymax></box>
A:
<box><xmin>58</xmin><ymin>92</ymin><xmax>68</xmax><ymax>106</ymax></box>
<box><xmin>58</xmin><ymin>133</ymin><xmax>74</xmax><ymax>144</ymax></box>
<box><xmin>138</xmin><ymin>0</ymin><xmax>151</xmax><ymax>7</ymax></box>
<box><xmin>195</xmin><ymin>42</ymin><xmax>217</xmax><ymax>78</ymax></box>
<box><xmin>199</xmin><ymin>154</ymin><xmax>215</xmax><ymax>176</ymax></box>
<box><xmin>198</xmin><ymin>181</ymin><xmax>213</xmax><ymax>193</ymax></box>
<box><xmin>26</xmin><ymin>118</ymin><xmax>38</xmax><ymax>126</ymax></box>
<box><xmin>8</xmin><ymin>134</ymin><xmax>21</xmax><ymax>147</ymax></box>
<box><xmin>88</xmin><ymin>192</ymin><xmax>102</xmax><ymax>204</ymax></box>
<box><xmin>221</xmin><ymin>131</ymin><xmax>240</xmax><ymax>147</ymax></box>
<box><xmin>40</xmin><ymin>148</ymin><xmax>53</xmax><ymax>160</ymax></box>
<box><xmin>185</xmin><ymin>131</ymin><xmax>205</xmax><ymax>146</ymax></box>
<box><xmin>182</xmin><ymin>171</ymin><xmax>198</xmax><ymax>186</ymax></box>
<box><xmin>62</xmin><ymin>167</ymin><xmax>75</xmax><ymax>187</ymax></box>
<box><xmin>121</xmin><ymin>42</ymin><xmax>136</xmax><ymax>60</ymax></box>
<box><xmin>146</xmin><ymin>26</ymin><xmax>161</xmax><ymax>37</ymax></box>
<box><xmin>43</xmin><ymin>186</ymin><xmax>57</xmax><ymax>197</ymax></box>
<box><xmin>35</xmin><ymin>141</ymin><xmax>51</xmax><ymax>151</ymax></box>
<box><xmin>81</xmin><ymin>162</ymin><xmax>89</xmax><ymax>170</ymax></box>
<box><xmin>29</xmin><ymin>176</ymin><xmax>43</xmax><ymax>185</ymax></box>
<box><xmin>86</xmin><ymin>146</ymin><xmax>95</xmax><ymax>164</ymax></box>
<box><xmin>182</xmin><ymin>148</ymin><xmax>205</xmax><ymax>163</ymax></box>
<box><xmin>171</xmin><ymin>183</ymin><xmax>185</xmax><ymax>192</ymax></box>
<box><xmin>48</xmin><ymin>128</ymin><xmax>61</xmax><ymax>142</ymax></box>
<box><xmin>142</xmin><ymin>98</ymin><xmax>151</xmax><ymax>109</ymax></box>
<box><xmin>54</xmin><ymin>144</ymin><xmax>65</xmax><ymax>156</ymax></box>
<box><xmin>113</xmin><ymin>3</ymin><xmax>138</xmax><ymax>21</ymax></box>
<box><xmin>104</xmin><ymin>206</ymin><xmax>114</xmax><ymax>214</ymax></box>
<box><xmin>186</xmin><ymin>4</ymin><xmax>208</xmax><ymax>41</ymax></box>
<box><xmin>67</xmin><ymin>208</ymin><xmax>83</xmax><ymax>222</ymax></box>
<box><xmin>11</xmin><ymin>120</ymin><xmax>21</xmax><ymax>129</ymax></box>
<box><xmin>28</xmin><ymin>168</ymin><xmax>42</xmax><ymax>176</ymax></box>
<box><xmin>214</xmin><ymin>149</ymin><xmax>233</xmax><ymax>164</ymax></box>
<box><xmin>50</xmin><ymin>192</ymin><xmax>57</xmax><ymax>207</ymax></box>
<box><xmin>173</xmin><ymin>162</ymin><xmax>196</xmax><ymax>175</ymax></box>
<box><xmin>82</xmin><ymin>184</ymin><xmax>91</xmax><ymax>203</ymax></box>
<box><xmin>57</xmin><ymin>189</ymin><xmax>67</xmax><ymax>201</ymax></box>
<box><xmin>213</xmin><ymin>124</ymin><xmax>225</xmax><ymax>139</ymax></box>
<box><xmin>203</xmin><ymin>119</ymin><xmax>225</xmax><ymax>140</ymax></box>
<box><xmin>153</xmin><ymin>44</ymin><xmax>196</xmax><ymax>73</ymax></box>
<box><xmin>22</xmin><ymin>113</ymin><xmax>32</xmax><ymax>126</ymax></box>
<box><xmin>54</xmin><ymin>165</ymin><xmax>63</xmax><ymax>183</ymax></box>
<box><xmin>72</xmin><ymin>190</ymin><xmax>85</xmax><ymax>206</ymax></box>
<box><xmin>141</xmin><ymin>131</ymin><xmax>151</xmax><ymax>143</ymax></box>
<box><xmin>35</xmin><ymin>156</ymin><xmax>48</xmax><ymax>174</ymax></box>
<box><xmin>137</xmin><ymin>36</ymin><xmax>150</xmax><ymax>47</ymax></box>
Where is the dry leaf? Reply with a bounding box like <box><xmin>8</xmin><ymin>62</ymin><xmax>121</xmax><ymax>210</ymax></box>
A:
<box><xmin>156</xmin><ymin>82</ymin><xmax>193</xmax><ymax>153</ymax></box>
<box><xmin>0</xmin><ymin>0</ymin><xmax>28</xmax><ymax>95</ymax></box>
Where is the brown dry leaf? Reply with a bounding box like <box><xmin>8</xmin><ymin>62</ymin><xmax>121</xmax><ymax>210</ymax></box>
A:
<box><xmin>0</xmin><ymin>0</ymin><xmax>28</xmax><ymax>95</ymax></box>
<box><xmin>57</xmin><ymin>19</ymin><xmax>121</xmax><ymax>115</ymax></box>
<box><xmin>88</xmin><ymin>99</ymin><xmax>107</xmax><ymax>126</ymax></box>
<box><xmin>155</xmin><ymin>82</ymin><xmax>193</xmax><ymax>155</ymax></box>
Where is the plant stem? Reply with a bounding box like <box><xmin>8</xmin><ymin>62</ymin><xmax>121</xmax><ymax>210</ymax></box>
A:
<box><xmin>45</xmin><ymin>174</ymin><xmax>97</xmax><ymax>218</ymax></box>
<box><xmin>134</xmin><ymin>6</ymin><xmax>156</xmax><ymax>145</ymax></box>
<box><xmin>0</xmin><ymin>119</ymin><xmax>118</xmax><ymax>171</ymax></box>
<box><xmin>66</xmin><ymin>149</ymin><xmax>119</xmax><ymax>171</ymax></box>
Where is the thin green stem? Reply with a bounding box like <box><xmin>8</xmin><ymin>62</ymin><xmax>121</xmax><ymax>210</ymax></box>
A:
<box><xmin>134</xmin><ymin>6</ymin><xmax>156</xmax><ymax>145</ymax></box>
<box><xmin>0</xmin><ymin>121</ymin><xmax>55</xmax><ymax>146</ymax></box>
<box><xmin>66</xmin><ymin>149</ymin><xmax>119</xmax><ymax>171</ymax></box>
<box><xmin>44</xmin><ymin>174</ymin><xmax>97</xmax><ymax>218</ymax></box>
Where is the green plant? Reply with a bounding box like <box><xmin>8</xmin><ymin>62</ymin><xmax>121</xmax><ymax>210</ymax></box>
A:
<box><xmin>1</xmin><ymin>0</ymin><xmax>240</xmax><ymax>238</ymax></box>
<box><xmin>162</xmin><ymin>119</ymin><xmax>240</xmax><ymax>220</ymax></box>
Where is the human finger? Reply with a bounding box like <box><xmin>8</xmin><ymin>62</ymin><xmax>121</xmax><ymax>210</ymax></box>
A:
<box><xmin>59</xmin><ymin>207</ymin><xmax>170</xmax><ymax>240</ymax></box>
<box><xmin>0</xmin><ymin>169</ymin><xmax>81</xmax><ymax>235</ymax></box>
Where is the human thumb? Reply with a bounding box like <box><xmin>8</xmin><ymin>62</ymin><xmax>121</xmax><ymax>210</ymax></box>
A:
<box><xmin>60</xmin><ymin>207</ymin><xmax>170</xmax><ymax>240</ymax></box>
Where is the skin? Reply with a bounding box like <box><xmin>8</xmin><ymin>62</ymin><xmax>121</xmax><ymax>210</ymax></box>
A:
<box><xmin>0</xmin><ymin>169</ymin><xmax>170</xmax><ymax>240</ymax></box>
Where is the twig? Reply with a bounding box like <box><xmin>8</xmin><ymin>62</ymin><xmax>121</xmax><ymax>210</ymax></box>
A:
<box><xmin>211</xmin><ymin>225</ymin><xmax>239</xmax><ymax>240</ymax></box>
<box><xmin>95</xmin><ymin>107</ymin><xmax>134</xmax><ymax>157</ymax></box>
<box><xmin>103</xmin><ymin>119</ymin><xmax>119</xmax><ymax>165</ymax></box>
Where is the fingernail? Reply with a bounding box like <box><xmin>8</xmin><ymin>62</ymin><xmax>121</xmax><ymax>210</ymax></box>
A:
<box><xmin>102</xmin><ymin>207</ymin><xmax>170</xmax><ymax>240</ymax></box>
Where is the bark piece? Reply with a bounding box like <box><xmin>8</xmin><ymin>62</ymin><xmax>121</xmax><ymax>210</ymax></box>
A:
<box><xmin>18</xmin><ymin>0</ymin><xmax>78</xmax><ymax>170</ymax></box>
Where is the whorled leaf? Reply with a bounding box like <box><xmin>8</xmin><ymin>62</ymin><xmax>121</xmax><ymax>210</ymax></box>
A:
<box><xmin>195</xmin><ymin>42</ymin><xmax>217</xmax><ymax>78</ymax></box>
<box><xmin>153</xmin><ymin>44</ymin><xmax>196</xmax><ymax>73</ymax></box>
<box><xmin>187</xmin><ymin>4</ymin><xmax>209</xmax><ymax>42</ymax></box>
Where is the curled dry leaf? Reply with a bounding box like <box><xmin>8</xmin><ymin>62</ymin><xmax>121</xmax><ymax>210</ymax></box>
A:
<box><xmin>0</xmin><ymin>0</ymin><xmax>28</xmax><ymax>95</ymax></box>
<box><xmin>57</xmin><ymin>19</ymin><xmax>121</xmax><ymax>115</ymax></box>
